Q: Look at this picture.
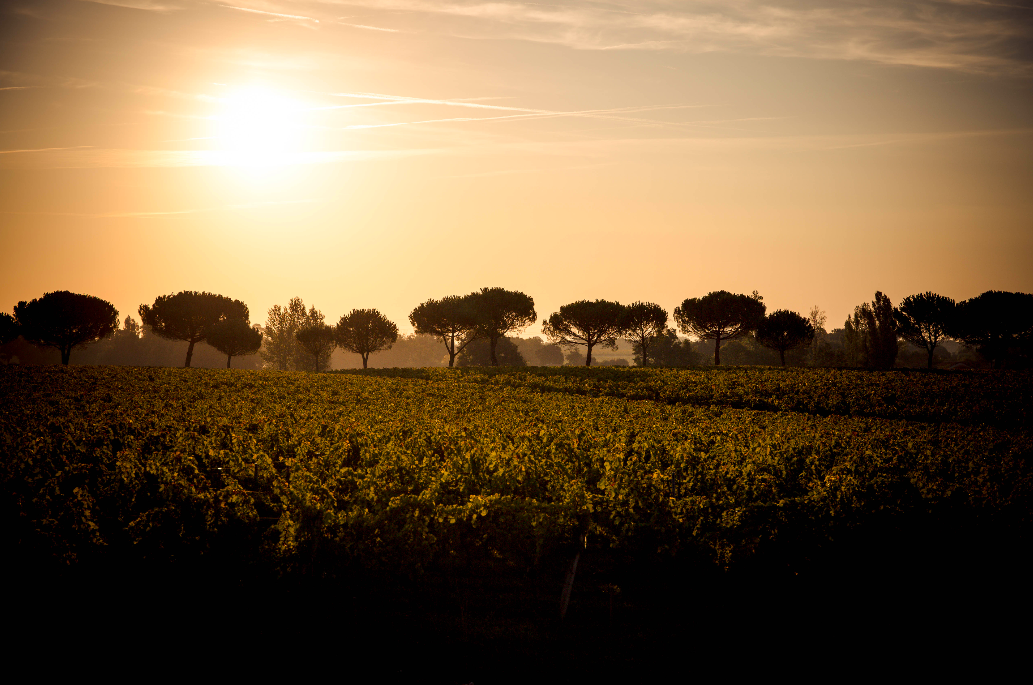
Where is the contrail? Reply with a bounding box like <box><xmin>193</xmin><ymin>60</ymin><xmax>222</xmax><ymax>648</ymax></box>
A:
<box><xmin>220</xmin><ymin>5</ymin><xmax>319</xmax><ymax>22</ymax></box>
<box><xmin>0</xmin><ymin>145</ymin><xmax>93</xmax><ymax>154</ymax></box>
<box><xmin>324</xmin><ymin>92</ymin><xmax>710</xmax><ymax>129</ymax></box>
<box><xmin>0</xmin><ymin>199</ymin><xmax>315</xmax><ymax>218</ymax></box>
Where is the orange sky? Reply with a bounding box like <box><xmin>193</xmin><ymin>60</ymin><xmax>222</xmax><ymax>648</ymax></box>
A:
<box><xmin>2</xmin><ymin>0</ymin><xmax>1031</xmax><ymax>336</ymax></box>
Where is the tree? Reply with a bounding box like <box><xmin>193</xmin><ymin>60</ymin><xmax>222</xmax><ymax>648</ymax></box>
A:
<box><xmin>673</xmin><ymin>291</ymin><xmax>766</xmax><ymax>366</ymax></box>
<box><xmin>565</xmin><ymin>347</ymin><xmax>586</xmax><ymax>366</ymax></box>
<box><xmin>0</xmin><ymin>312</ymin><xmax>19</xmax><ymax>346</ymax></box>
<box><xmin>621</xmin><ymin>302</ymin><xmax>668</xmax><ymax>367</ymax></box>
<box><xmin>953</xmin><ymin>290</ymin><xmax>1033</xmax><ymax>369</ymax></box>
<box><xmin>893</xmin><ymin>292</ymin><xmax>956</xmax><ymax>369</ymax></box>
<box><xmin>843</xmin><ymin>291</ymin><xmax>897</xmax><ymax>369</ymax></box>
<box><xmin>471</xmin><ymin>287</ymin><xmax>537</xmax><ymax>366</ymax></box>
<box><xmin>261</xmin><ymin>298</ymin><xmax>327</xmax><ymax>371</ymax></box>
<box><xmin>139</xmin><ymin>291</ymin><xmax>247</xmax><ymax>367</ymax></box>
<box><xmin>295</xmin><ymin>324</ymin><xmax>337</xmax><ymax>372</ymax></box>
<box><xmin>409</xmin><ymin>295</ymin><xmax>481</xmax><ymax>368</ymax></box>
<box><xmin>638</xmin><ymin>328</ymin><xmax>700</xmax><ymax>367</ymax></box>
<box><xmin>536</xmin><ymin>343</ymin><xmax>566</xmax><ymax>366</ymax></box>
<box><xmin>206</xmin><ymin>318</ymin><xmax>263</xmax><ymax>368</ymax></box>
<box><xmin>756</xmin><ymin>310</ymin><xmax>815</xmax><ymax>367</ymax></box>
<box><xmin>14</xmin><ymin>290</ymin><xmax>119</xmax><ymax>365</ymax></box>
<box><xmin>336</xmin><ymin>309</ymin><xmax>399</xmax><ymax>369</ymax></box>
<box><xmin>542</xmin><ymin>299</ymin><xmax>625</xmax><ymax>367</ymax></box>
<box><xmin>457</xmin><ymin>337</ymin><xmax>526</xmax><ymax>367</ymax></box>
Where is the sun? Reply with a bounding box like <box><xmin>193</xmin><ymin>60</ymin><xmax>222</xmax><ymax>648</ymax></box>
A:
<box><xmin>213</xmin><ymin>87</ymin><xmax>306</xmax><ymax>169</ymax></box>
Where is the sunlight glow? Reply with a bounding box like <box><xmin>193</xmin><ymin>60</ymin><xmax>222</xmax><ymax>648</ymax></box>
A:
<box><xmin>213</xmin><ymin>87</ymin><xmax>307</xmax><ymax>171</ymax></box>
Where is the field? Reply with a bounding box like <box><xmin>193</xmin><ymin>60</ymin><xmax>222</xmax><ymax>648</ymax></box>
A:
<box><xmin>4</xmin><ymin>365</ymin><xmax>1032</xmax><ymax>673</ymax></box>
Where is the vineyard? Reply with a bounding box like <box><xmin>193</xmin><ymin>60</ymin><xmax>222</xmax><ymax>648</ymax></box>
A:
<box><xmin>4</xmin><ymin>365</ymin><xmax>1031</xmax><ymax>670</ymax></box>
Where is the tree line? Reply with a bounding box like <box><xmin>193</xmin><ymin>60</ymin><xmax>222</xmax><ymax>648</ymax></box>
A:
<box><xmin>3</xmin><ymin>286</ymin><xmax>1031</xmax><ymax>370</ymax></box>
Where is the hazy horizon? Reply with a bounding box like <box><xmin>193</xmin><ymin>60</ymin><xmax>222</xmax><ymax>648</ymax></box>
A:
<box><xmin>2</xmin><ymin>0</ymin><xmax>1031</xmax><ymax>335</ymax></box>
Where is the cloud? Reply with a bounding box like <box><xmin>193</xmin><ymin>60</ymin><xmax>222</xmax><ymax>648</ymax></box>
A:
<box><xmin>316</xmin><ymin>0</ymin><xmax>1033</xmax><ymax>75</ymax></box>
<box><xmin>324</xmin><ymin>92</ymin><xmax>709</xmax><ymax>129</ymax></box>
<box><xmin>220</xmin><ymin>4</ymin><xmax>320</xmax><ymax>23</ymax></box>
<box><xmin>0</xmin><ymin>145</ymin><xmax>94</xmax><ymax>155</ymax></box>
<box><xmin>76</xmin><ymin>0</ymin><xmax>184</xmax><ymax>10</ymax></box>
<box><xmin>0</xmin><ymin>199</ymin><xmax>316</xmax><ymax>218</ymax></box>
<box><xmin>338</xmin><ymin>21</ymin><xmax>399</xmax><ymax>32</ymax></box>
<box><xmin>0</xmin><ymin>146</ymin><xmax>444</xmax><ymax>169</ymax></box>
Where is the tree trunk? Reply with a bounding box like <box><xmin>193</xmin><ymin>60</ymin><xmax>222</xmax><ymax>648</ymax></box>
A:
<box><xmin>447</xmin><ymin>334</ymin><xmax>456</xmax><ymax>368</ymax></box>
<box><xmin>586</xmin><ymin>342</ymin><xmax>593</xmax><ymax>366</ymax></box>
<box><xmin>489</xmin><ymin>336</ymin><xmax>499</xmax><ymax>366</ymax></box>
<box><xmin>362</xmin><ymin>353</ymin><xmax>369</xmax><ymax>369</ymax></box>
<box><xmin>60</xmin><ymin>345</ymin><xmax>71</xmax><ymax>366</ymax></box>
<box><xmin>640</xmin><ymin>335</ymin><xmax>648</xmax><ymax>367</ymax></box>
<box><xmin>315</xmin><ymin>355</ymin><xmax>321</xmax><ymax>373</ymax></box>
<box><xmin>226</xmin><ymin>354</ymin><xmax>232</xmax><ymax>369</ymax></box>
<box><xmin>780</xmin><ymin>349</ymin><xmax>786</xmax><ymax>367</ymax></box>
<box><xmin>185</xmin><ymin>340</ymin><xmax>196</xmax><ymax>367</ymax></box>
<box><xmin>714</xmin><ymin>335</ymin><xmax>722</xmax><ymax>366</ymax></box>
<box><xmin>927</xmin><ymin>346</ymin><xmax>935</xmax><ymax>369</ymax></box>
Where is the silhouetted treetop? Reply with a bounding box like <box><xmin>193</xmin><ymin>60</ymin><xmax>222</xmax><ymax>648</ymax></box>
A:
<box><xmin>756</xmin><ymin>309</ymin><xmax>815</xmax><ymax>367</ymax></box>
<box><xmin>0</xmin><ymin>312</ymin><xmax>19</xmax><ymax>346</ymax></box>
<box><xmin>893</xmin><ymin>292</ymin><xmax>956</xmax><ymax>370</ymax></box>
<box><xmin>457</xmin><ymin>336</ymin><xmax>526</xmax><ymax>367</ymax></box>
<box><xmin>472</xmin><ymin>287</ymin><xmax>536</xmax><ymax>366</ymax></box>
<box><xmin>674</xmin><ymin>291</ymin><xmax>765</xmax><ymax>365</ymax></box>
<box><xmin>296</xmin><ymin>323</ymin><xmax>337</xmax><ymax>373</ymax></box>
<box><xmin>336</xmin><ymin>309</ymin><xmax>399</xmax><ymax>369</ymax></box>
<box><xmin>621</xmin><ymin>301</ymin><xmax>668</xmax><ymax>367</ymax></box>
<box><xmin>954</xmin><ymin>290</ymin><xmax>1033</xmax><ymax>369</ymax></box>
<box><xmin>139</xmin><ymin>291</ymin><xmax>248</xmax><ymax>368</ymax></box>
<box><xmin>207</xmin><ymin>318</ymin><xmax>263</xmax><ymax>369</ymax></box>
<box><xmin>542</xmin><ymin>299</ymin><xmax>625</xmax><ymax>367</ymax></box>
<box><xmin>14</xmin><ymin>290</ymin><xmax>119</xmax><ymax>365</ymax></box>
<box><xmin>844</xmin><ymin>291</ymin><xmax>897</xmax><ymax>370</ymax></box>
<box><xmin>409</xmin><ymin>294</ymin><xmax>481</xmax><ymax>368</ymax></box>
<box><xmin>262</xmin><ymin>297</ymin><xmax>326</xmax><ymax>372</ymax></box>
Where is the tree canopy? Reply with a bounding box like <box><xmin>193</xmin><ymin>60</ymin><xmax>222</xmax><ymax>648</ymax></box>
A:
<box><xmin>14</xmin><ymin>290</ymin><xmax>119</xmax><ymax>365</ymax></box>
<box><xmin>954</xmin><ymin>290</ymin><xmax>1033</xmax><ymax>369</ymax></box>
<box><xmin>621</xmin><ymin>301</ymin><xmax>668</xmax><ymax>367</ymax></box>
<box><xmin>206</xmin><ymin>318</ymin><xmax>263</xmax><ymax>368</ymax></box>
<box><xmin>844</xmin><ymin>291</ymin><xmax>897</xmax><ymax>369</ymax></box>
<box><xmin>336</xmin><ymin>309</ymin><xmax>399</xmax><ymax>369</ymax></box>
<box><xmin>472</xmin><ymin>287</ymin><xmax>537</xmax><ymax>366</ymax></box>
<box><xmin>542</xmin><ymin>299</ymin><xmax>625</xmax><ymax>367</ymax></box>
<box><xmin>893</xmin><ymin>292</ymin><xmax>956</xmax><ymax>369</ymax></box>
<box><xmin>261</xmin><ymin>298</ymin><xmax>328</xmax><ymax>371</ymax></box>
<box><xmin>673</xmin><ymin>291</ymin><xmax>766</xmax><ymax>365</ymax></box>
<box><xmin>409</xmin><ymin>294</ymin><xmax>480</xmax><ymax>368</ymax></box>
<box><xmin>756</xmin><ymin>309</ymin><xmax>815</xmax><ymax>366</ymax></box>
<box><xmin>139</xmin><ymin>291</ymin><xmax>247</xmax><ymax>367</ymax></box>
<box><xmin>295</xmin><ymin>324</ymin><xmax>337</xmax><ymax>373</ymax></box>
<box><xmin>0</xmin><ymin>312</ymin><xmax>19</xmax><ymax>346</ymax></box>
<box><xmin>457</xmin><ymin>337</ymin><xmax>526</xmax><ymax>367</ymax></box>
<box><xmin>636</xmin><ymin>328</ymin><xmax>700</xmax><ymax>367</ymax></box>
<box><xmin>536</xmin><ymin>343</ymin><xmax>566</xmax><ymax>366</ymax></box>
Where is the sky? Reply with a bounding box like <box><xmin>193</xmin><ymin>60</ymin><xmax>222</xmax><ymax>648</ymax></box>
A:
<box><xmin>1</xmin><ymin>0</ymin><xmax>1031</xmax><ymax>336</ymax></box>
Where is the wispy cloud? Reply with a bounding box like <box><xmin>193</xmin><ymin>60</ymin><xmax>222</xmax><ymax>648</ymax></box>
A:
<box><xmin>0</xmin><ymin>199</ymin><xmax>316</xmax><ymax>218</ymax></box>
<box><xmin>221</xmin><ymin>4</ymin><xmax>320</xmax><ymax>23</ymax></box>
<box><xmin>0</xmin><ymin>145</ymin><xmax>94</xmax><ymax>155</ymax></box>
<box><xmin>77</xmin><ymin>0</ymin><xmax>184</xmax><ymax>10</ymax></box>
<box><xmin>338</xmin><ymin>22</ymin><xmax>399</xmax><ymax>32</ymax></box>
<box><xmin>321</xmin><ymin>0</ymin><xmax>1033</xmax><ymax>75</ymax></box>
<box><xmin>0</xmin><ymin>146</ymin><xmax>444</xmax><ymax>169</ymax></box>
<box><xmin>324</xmin><ymin>92</ymin><xmax>709</xmax><ymax>129</ymax></box>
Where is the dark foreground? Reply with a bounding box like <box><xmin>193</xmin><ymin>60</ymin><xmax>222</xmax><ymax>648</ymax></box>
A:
<box><xmin>4</xmin><ymin>365</ymin><xmax>1031</xmax><ymax>679</ymax></box>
